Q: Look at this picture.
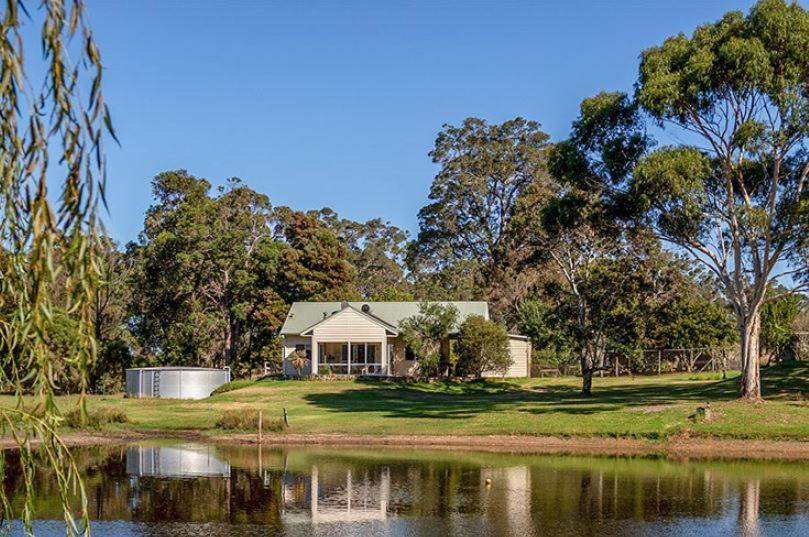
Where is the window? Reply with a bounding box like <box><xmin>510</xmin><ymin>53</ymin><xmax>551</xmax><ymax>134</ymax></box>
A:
<box><xmin>405</xmin><ymin>346</ymin><xmax>416</xmax><ymax>361</ymax></box>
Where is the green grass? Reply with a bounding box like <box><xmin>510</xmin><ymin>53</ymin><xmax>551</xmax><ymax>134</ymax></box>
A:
<box><xmin>4</xmin><ymin>361</ymin><xmax>808</xmax><ymax>440</ymax></box>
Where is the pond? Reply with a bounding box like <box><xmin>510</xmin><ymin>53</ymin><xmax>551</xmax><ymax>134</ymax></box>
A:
<box><xmin>3</xmin><ymin>441</ymin><xmax>809</xmax><ymax>536</ymax></box>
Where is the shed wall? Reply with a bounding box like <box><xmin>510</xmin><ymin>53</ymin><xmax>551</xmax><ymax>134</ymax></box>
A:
<box><xmin>482</xmin><ymin>336</ymin><xmax>531</xmax><ymax>378</ymax></box>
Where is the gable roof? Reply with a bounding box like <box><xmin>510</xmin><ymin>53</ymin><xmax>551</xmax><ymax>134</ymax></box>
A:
<box><xmin>280</xmin><ymin>301</ymin><xmax>489</xmax><ymax>336</ymax></box>
<box><xmin>298</xmin><ymin>305</ymin><xmax>399</xmax><ymax>336</ymax></box>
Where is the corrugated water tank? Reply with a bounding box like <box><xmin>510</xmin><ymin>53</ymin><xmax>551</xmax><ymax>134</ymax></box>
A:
<box><xmin>125</xmin><ymin>367</ymin><xmax>230</xmax><ymax>400</ymax></box>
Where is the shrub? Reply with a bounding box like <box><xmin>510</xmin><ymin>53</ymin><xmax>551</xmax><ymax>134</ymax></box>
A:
<box><xmin>400</xmin><ymin>302</ymin><xmax>459</xmax><ymax>378</ymax></box>
<box><xmin>455</xmin><ymin>315</ymin><xmax>511</xmax><ymax>378</ymax></box>
<box><xmin>215</xmin><ymin>409</ymin><xmax>287</xmax><ymax>432</ymax></box>
<box><xmin>95</xmin><ymin>371</ymin><xmax>124</xmax><ymax>394</ymax></box>
<box><xmin>63</xmin><ymin>407</ymin><xmax>129</xmax><ymax>429</ymax></box>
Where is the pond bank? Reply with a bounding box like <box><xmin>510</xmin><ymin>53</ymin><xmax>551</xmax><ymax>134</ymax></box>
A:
<box><xmin>6</xmin><ymin>430</ymin><xmax>809</xmax><ymax>461</ymax></box>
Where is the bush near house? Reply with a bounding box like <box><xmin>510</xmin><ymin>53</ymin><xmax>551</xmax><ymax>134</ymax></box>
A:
<box><xmin>455</xmin><ymin>315</ymin><xmax>511</xmax><ymax>378</ymax></box>
<box><xmin>400</xmin><ymin>302</ymin><xmax>459</xmax><ymax>377</ymax></box>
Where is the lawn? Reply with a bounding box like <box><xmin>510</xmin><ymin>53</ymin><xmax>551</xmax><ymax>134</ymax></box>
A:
<box><xmin>5</xmin><ymin>361</ymin><xmax>809</xmax><ymax>440</ymax></box>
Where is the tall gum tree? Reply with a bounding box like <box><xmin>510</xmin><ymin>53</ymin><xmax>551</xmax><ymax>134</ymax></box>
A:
<box><xmin>411</xmin><ymin>117</ymin><xmax>553</xmax><ymax>322</ymax></box>
<box><xmin>631</xmin><ymin>0</ymin><xmax>809</xmax><ymax>400</ymax></box>
<box><xmin>544</xmin><ymin>92</ymin><xmax>651</xmax><ymax>395</ymax></box>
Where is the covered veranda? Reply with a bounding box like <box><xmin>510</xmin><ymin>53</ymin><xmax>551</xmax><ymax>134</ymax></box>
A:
<box><xmin>316</xmin><ymin>341</ymin><xmax>385</xmax><ymax>375</ymax></box>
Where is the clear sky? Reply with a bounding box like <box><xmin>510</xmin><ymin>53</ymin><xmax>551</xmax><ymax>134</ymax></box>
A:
<box><xmin>85</xmin><ymin>0</ymin><xmax>760</xmax><ymax>243</ymax></box>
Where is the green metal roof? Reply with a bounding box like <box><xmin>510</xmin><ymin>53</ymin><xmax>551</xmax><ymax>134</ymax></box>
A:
<box><xmin>280</xmin><ymin>301</ymin><xmax>489</xmax><ymax>335</ymax></box>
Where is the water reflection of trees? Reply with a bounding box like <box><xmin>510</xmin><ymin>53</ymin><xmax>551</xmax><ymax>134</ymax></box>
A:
<box><xmin>3</xmin><ymin>445</ymin><xmax>809</xmax><ymax>535</ymax></box>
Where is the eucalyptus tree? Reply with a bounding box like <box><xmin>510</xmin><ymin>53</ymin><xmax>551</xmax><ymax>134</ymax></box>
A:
<box><xmin>130</xmin><ymin>171</ymin><xmax>280</xmax><ymax>370</ymax></box>
<box><xmin>543</xmin><ymin>92</ymin><xmax>651</xmax><ymax>394</ymax></box>
<box><xmin>271</xmin><ymin>207</ymin><xmax>358</xmax><ymax>303</ymax></box>
<box><xmin>318</xmin><ymin>208</ymin><xmax>410</xmax><ymax>299</ymax></box>
<box><xmin>631</xmin><ymin>0</ymin><xmax>809</xmax><ymax>399</ymax></box>
<box><xmin>410</xmin><ymin>117</ymin><xmax>553</xmax><ymax>321</ymax></box>
<box><xmin>0</xmin><ymin>0</ymin><xmax>116</xmax><ymax>533</ymax></box>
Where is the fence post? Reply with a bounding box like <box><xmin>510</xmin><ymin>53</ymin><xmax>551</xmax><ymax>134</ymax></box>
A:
<box><xmin>657</xmin><ymin>350</ymin><xmax>661</xmax><ymax>375</ymax></box>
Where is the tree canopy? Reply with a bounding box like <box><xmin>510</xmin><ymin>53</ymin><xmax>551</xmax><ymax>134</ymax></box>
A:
<box><xmin>410</xmin><ymin>117</ymin><xmax>553</xmax><ymax>322</ymax></box>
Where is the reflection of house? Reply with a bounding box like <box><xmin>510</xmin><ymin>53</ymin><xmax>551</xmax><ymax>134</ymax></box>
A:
<box><xmin>281</xmin><ymin>301</ymin><xmax>531</xmax><ymax>377</ymax></box>
<box><xmin>126</xmin><ymin>444</ymin><xmax>230</xmax><ymax>478</ymax></box>
<box><xmin>282</xmin><ymin>465</ymin><xmax>390</xmax><ymax>523</ymax></box>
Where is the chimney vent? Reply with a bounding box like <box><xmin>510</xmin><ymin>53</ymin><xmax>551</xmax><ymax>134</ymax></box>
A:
<box><xmin>340</xmin><ymin>300</ymin><xmax>349</xmax><ymax>310</ymax></box>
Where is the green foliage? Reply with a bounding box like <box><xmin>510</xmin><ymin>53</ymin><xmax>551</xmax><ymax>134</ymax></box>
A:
<box><xmin>655</xmin><ymin>298</ymin><xmax>736</xmax><ymax>350</ymax></box>
<box><xmin>525</xmin><ymin>242</ymin><xmax>737</xmax><ymax>377</ymax></box>
<box><xmin>371</xmin><ymin>287</ymin><xmax>415</xmax><ymax>302</ymax></box>
<box><xmin>0</xmin><ymin>0</ymin><xmax>118</xmax><ymax>532</ymax></box>
<box><xmin>517</xmin><ymin>300</ymin><xmax>577</xmax><ymax>367</ymax></box>
<box><xmin>288</xmin><ymin>350</ymin><xmax>309</xmax><ymax>376</ymax></box>
<box><xmin>273</xmin><ymin>208</ymin><xmax>358</xmax><ymax>303</ymax></box>
<box><xmin>550</xmin><ymin>91</ymin><xmax>650</xmax><ymax>191</ymax></box>
<box><xmin>455</xmin><ymin>316</ymin><xmax>511</xmax><ymax>378</ymax></box>
<box><xmin>631</xmin><ymin>147</ymin><xmax>714</xmax><ymax>240</ymax></box>
<box><xmin>320</xmin><ymin>209</ymin><xmax>411</xmax><ymax>299</ymax></box>
<box><xmin>761</xmin><ymin>292</ymin><xmax>802</xmax><ymax>357</ymax></box>
<box><xmin>63</xmin><ymin>407</ymin><xmax>129</xmax><ymax>430</ymax></box>
<box><xmin>410</xmin><ymin>117</ymin><xmax>553</xmax><ymax>321</ymax></box>
<box><xmin>130</xmin><ymin>172</ymin><xmax>288</xmax><ymax>373</ymax></box>
<box><xmin>399</xmin><ymin>302</ymin><xmax>459</xmax><ymax>377</ymax></box>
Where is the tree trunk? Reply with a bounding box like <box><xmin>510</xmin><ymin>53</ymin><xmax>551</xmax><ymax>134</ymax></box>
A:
<box><xmin>581</xmin><ymin>362</ymin><xmax>593</xmax><ymax>396</ymax></box>
<box><xmin>738</xmin><ymin>311</ymin><xmax>762</xmax><ymax>401</ymax></box>
<box><xmin>222</xmin><ymin>314</ymin><xmax>233</xmax><ymax>368</ymax></box>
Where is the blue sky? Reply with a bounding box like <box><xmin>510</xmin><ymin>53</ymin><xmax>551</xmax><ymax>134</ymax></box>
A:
<box><xmin>83</xmin><ymin>0</ymin><xmax>759</xmax><ymax>243</ymax></box>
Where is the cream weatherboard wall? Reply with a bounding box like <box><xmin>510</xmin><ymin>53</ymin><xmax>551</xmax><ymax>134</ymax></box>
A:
<box><xmin>307</xmin><ymin>308</ymin><xmax>389</xmax><ymax>340</ymax></box>
<box><xmin>482</xmin><ymin>335</ymin><xmax>531</xmax><ymax>378</ymax></box>
<box><xmin>306</xmin><ymin>308</ymin><xmax>392</xmax><ymax>376</ymax></box>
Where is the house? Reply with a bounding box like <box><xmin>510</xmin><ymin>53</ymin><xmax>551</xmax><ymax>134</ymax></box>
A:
<box><xmin>279</xmin><ymin>301</ymin><xmax>531</xmax><ymax>378</ymax></box>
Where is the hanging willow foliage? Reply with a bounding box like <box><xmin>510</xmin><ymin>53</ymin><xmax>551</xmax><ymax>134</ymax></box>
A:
<box><xmin>0</xmin><ymin>0</ymin><xmax>115</xmax><ymax>534</ymax></box>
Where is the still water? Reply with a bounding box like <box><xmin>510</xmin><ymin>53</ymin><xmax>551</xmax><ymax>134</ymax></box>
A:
<box><xmin>4</xmin><ymin>441</ymin><xmax>809</xmax><ymax>536</ymax></box>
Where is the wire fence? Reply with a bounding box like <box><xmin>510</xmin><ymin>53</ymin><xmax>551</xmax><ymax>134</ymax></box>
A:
<box><xmin>532</xmin><ymin>346</ymin><xmax>742</xmax><ymax>378</ymax></box>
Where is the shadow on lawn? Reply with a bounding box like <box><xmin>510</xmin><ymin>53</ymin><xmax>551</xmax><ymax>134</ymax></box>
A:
<box><xmin>303</xmin><ymin>362</ymin><xmax>807</xmax><ymax>420</ymax></box>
